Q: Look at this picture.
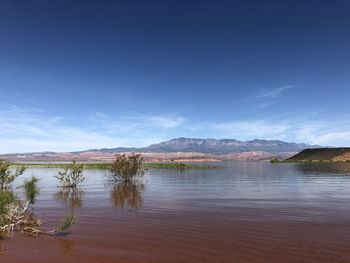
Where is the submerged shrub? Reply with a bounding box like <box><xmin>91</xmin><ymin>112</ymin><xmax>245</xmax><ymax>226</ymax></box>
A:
<box><xmin>55</xmin><ymin>161</ymin><xmax>85</xmax><ymax>188</ymax></box>
<box><xmin>0</xmin><ymin>200</ymin><xmax>42</xmax><ymax>236</ymax></box>
<box><xmin>21</xmin><ymin>176</ymin><xmax>40</xmax><ymax>204</ymax></box>
<box><xmin>110</xmin><ymin>154</ymin><xmax>145</xmax><ymax>182</ymax></box>
<box><xmin>0</xmin><ymin>165</ymin><xmax>77</xmax><ymax>238</ymax></box>
<box><xmin>0</xmin><ymin>192</ymin><xmax>76</xmax><ymax>238</ymax></box>
<box><xmin>0</xmin><ymin>160</ymin><xmax>25</xmax><ymax>191</ymax></box>
<box><xmin>58</xmin><ymin>214</ymin><xmax>76</xmax><ymax>231</ymax></box>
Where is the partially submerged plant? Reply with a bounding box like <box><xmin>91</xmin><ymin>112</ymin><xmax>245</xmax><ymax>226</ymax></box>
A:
<box><xmin>46</xmin><ymin>214</ymin><xmax>77</xmax><ymax>235</ymax></box>
<box><xmin>58</xmin><ymin>214</ymin><xmax>76</xmax><ymax>231</ymax></box>
<box><xmin>0</xmin><ymin>191</ymin><xmax>16</xmax><ymax>224</ymax></box>
<box><xmin>0</xmin><ymin>160</ymin><xmax>25</xmax><ymax>191</ymax></box>
<box><xmin>110</xmin><ymin>154</ymin><xmax>145</xmax><ymax>182</ymax></box>
<box><xmin>0</xmin><ymin>197</ymin><xmax>77</xmax><ymax>238</ymax></box>
<box><xmin>0</xmin><ymin>200</ymin><xmax>42</xmax><ymax>236</ymax></box>
<box><xmin>55</xmin><ymin>161</ymin><xmax>85</xmax><ymax>188</ymax></box>
<box><xmin>0</xmin><ymin>178</ymin><xmax>76</xmax><ymax>238</ymax></box>
<box><xmin>21</xmin><ymin>176</ymin><xmax>40</xmax><ymax>204</ymax></box>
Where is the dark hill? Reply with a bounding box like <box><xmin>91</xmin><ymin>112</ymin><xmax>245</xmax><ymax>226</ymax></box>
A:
<box><xmin>286</xmin><ymin>148</ymin><xmax>350</xmax><ymax>162</ymax></box>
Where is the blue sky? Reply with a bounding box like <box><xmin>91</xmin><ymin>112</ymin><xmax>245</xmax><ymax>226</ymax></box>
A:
<box><xmin>1</xmin><ymin>0</ymin><xmax>350</xmax><ymax>153</ymax></box>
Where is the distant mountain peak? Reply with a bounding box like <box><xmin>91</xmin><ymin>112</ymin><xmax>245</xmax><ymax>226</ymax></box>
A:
<box><xmin>144</xmin><ymin>137</ymin><xmax>319</xmax><ymax>154</ymax></box>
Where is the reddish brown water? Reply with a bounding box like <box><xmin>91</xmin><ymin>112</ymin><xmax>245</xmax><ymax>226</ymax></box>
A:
<box><xmin>2</xmin><ymin>162</ymin><xmax>350</xmax><ymax>262</ymax></box>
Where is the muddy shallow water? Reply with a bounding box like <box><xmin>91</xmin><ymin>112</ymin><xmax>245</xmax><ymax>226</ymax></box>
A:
<box><xmin>2</xmin><ymin>162</ymin><xmax>350</xmax><ymax>262</ymax></box>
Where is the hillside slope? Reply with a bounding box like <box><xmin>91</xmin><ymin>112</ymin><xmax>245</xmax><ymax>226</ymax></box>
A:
<box><xmin>286</xmin><ymin>148</ymin><xmax>350</xmax><ymax>162</ymax></box>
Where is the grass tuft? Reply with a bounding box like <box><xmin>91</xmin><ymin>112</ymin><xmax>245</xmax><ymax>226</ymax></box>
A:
<box><xmin>21</xmin><ymin>176</ymin><xmax>39</xmax><ymax>204</ymax></box>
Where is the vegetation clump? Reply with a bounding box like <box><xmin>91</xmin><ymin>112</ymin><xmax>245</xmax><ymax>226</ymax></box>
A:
<box><xmin>0</xmin><ymin>163</ymin><xmax>76</xmax><ymax>238</ymax></box>
<box><xmin>47</xmin><ymin>214</ymin><xmax>77</xmax><ymax>235</ymax></box>
<box><xmin>0</xmin><ymin>191</ymin><xmax>76</xmax><ymax>238</ymax></box>
<box><xmin>21</xmin><ymin>176</ymin><xmax>40</xmax><ymax>204</ymax></box>
<box><xmin>270</xmin><ymin>157</ymin><xmax>282</xmax><ymax>163</ymax></box>
<box><xmin>0</xmin><ymin>200</ymin><xmax>42</xmax><ymax>236</ymax></box>
<box><xmin>0</xmin><ymin>160</ymin><xmax>25</xmax><ymax>191</ymax></box>
<box><xmin>55</xmin><ymin>161</ymin><xmax>85</xmax><ymax>188</ymax></box>
<box><xmin>110</xmin><ymin>154</ymin><xmax>145</xmax><ymax>182</ymax></box>
<box><xmin>0</xmin><ymin>191</ymin><xmax>15</xmax><ymax>222</ymax></box>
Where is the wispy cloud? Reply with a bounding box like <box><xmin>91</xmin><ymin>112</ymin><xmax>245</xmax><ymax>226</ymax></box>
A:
<box><xmin>294</xmin><ymin>122</ymin><xmax>350</xmax><ymax>146</ymax></box>
<box><xmin>213</xmin><ymin>119</ymin><xmax>350</xmax><ymax>146</ymax></box>
<box><xmin>89</xmin><ymin>112</ymin><xmax>185</xmax><ymax>132</ymax></box>
<box><xmin>213</xmin><ymin>120</ymin><xmax>291</xmax><ymax>140</ymax></box>
<box><xmin>148</xmin><ymin>116</ymin><xmax>185</xmax><ymax>128</ymax></box>
<box><xmin>244</xmin><ymin>85</ymin><xmax>294</xmax><ymax>109</ymax></box>
<box><xmin>0</xmin><ymin>105</ymin><xmax>185</xmax><ymax>153</ymax></box>
<box><xmin>1</xmin><ymin>104</ymin><xmax>350</xmax><ymax>153</ymax></box>
<box><xmin>255</xmin><ymin>85</ymin><xmax>293</xmax><ymax>99</ymax></box>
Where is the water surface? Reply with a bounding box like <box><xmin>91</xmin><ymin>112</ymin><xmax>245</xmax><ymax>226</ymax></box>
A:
<box><xmin>2</xmin><ymin>162</ymin><xmax>350</xmax><ymax>262</ymax></box>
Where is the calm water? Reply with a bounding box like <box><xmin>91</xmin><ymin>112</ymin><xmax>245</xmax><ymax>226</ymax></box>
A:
<box><xmin>2</xmin><ymin>162</ymin><xmax>350</xmax><ymax>262</ymax></box>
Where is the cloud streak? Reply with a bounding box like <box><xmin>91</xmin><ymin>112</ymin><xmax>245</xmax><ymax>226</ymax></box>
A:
<box><xmin>255</xmin><ymin>85</ymin><xmax>293</xmax><ymax>99</ymax></box>
<box><xmin>244</xmin><ymin>85</ymin><xmax>294</xmax><ymax>109</ymax></box>
<box><xmin>213</xmin><ymin>119</ymin><xmax>350</xmax><ymax>147</ymax></box>
<box><xmin>0</xmin><ymin>105</ymin><xmax>185</xmax><ymax>153</ymax></box>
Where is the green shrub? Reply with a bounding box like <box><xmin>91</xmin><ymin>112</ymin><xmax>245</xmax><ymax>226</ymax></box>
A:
<box><xmin>270</xmin><ymin>157</ymin><xmax>280</xmax><ymax>163</ymax></box>
<box><xmin>110</xmin><ymin>154</ymin><xmax>145</xmax><ymax>182</ymax></box>
<box><xmin>0</xmin><ymin>160</ymin><xmax>25</xmax><ymax>191</ymax></box>
<box><xmin>55</xmin><ymin>161</ymin><xmax>85</xmax><ymax>188</ymax></box>
<box><xmin>0</xmin><ymin>191</ymin><xmax>16</xmax><ymax>226</ymax></box>
<box><xmin>22</xmin><ymin>176</ymin><xmax>40</xmax><ymax>204</ymax></box>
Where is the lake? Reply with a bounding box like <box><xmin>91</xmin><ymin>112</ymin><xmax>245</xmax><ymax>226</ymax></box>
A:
<box><xmin>2</xmin><ymin>162</ymin><xmax>350</xmax><ymax>262</ymax></box>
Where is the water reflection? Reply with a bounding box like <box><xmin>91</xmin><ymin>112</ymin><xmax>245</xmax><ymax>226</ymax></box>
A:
<box><xmin>0</xmin><ymin>240</ymin><xmax>6</xmax><ymax>256</ymax></box>
<box><xmin>57</xmin><ymin>238</ymin><xmax>75</xmax><ymax>256</ymax></box>
<box><xmin>55</xmin><ymin>188</ymin><xmax>84</xmax><ymax>210</ymax></box>
<box><xmin>295</xmin><ymin>162</ymin><xmax>350</xmax><ymax>175</ymax></box>
<box><xmin>111</xmin><ymin>182</ymin><xmax>144</xmax><ymax>208</ymax></box>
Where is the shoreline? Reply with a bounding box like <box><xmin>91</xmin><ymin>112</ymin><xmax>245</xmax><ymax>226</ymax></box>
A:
<box><xmin>10</xmin><ymin>162</ymin><xmax>222</xmax><ymax>170</ymax></box>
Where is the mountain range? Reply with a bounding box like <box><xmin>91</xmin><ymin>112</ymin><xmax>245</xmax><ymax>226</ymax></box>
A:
<box><xmin>0</xmin><ymin>137</ymin><xmax>321</xmax><ymax>162</ymax></box>
<box><xmin>90</xmin><ymin>137</ymin><xmax>318</xmax><ymax>154</ymax></box>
